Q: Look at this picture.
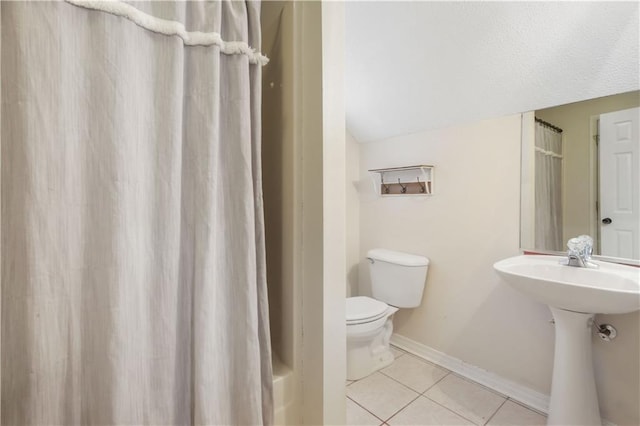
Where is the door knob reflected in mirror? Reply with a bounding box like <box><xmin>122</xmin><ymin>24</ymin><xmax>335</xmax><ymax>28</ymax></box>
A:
<box><xmin>602</xmin><ymin>217</ymin><xmax>612</xmax><ymax>225</ymax></box>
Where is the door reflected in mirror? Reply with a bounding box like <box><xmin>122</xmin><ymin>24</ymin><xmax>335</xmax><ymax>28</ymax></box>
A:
<box><xmin>521</xmin><ymin>91</ymin><xmax>640</xmax><ymax>262</ymax></box>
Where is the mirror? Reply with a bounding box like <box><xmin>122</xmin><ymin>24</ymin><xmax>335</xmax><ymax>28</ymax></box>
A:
<box><xmin>520</xmin><ymin>90</ymin><xmax>640</xmax><ymax>263</ymax></box>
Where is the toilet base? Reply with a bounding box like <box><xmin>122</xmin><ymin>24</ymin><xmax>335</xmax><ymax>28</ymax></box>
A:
<box><xmin>347</xmin><ymin>316</ymin><xmax>395</xmax><ymax>380</ymax></box>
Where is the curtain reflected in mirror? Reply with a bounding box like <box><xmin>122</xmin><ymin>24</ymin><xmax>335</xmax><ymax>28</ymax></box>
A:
<box><xmin>521</xmin><ymin>90</ymin><xmax>640</xmax><ymax>262</ymax></box>
<box><xmin>534</xmin><ymin>120</ymin><xmax>563</xmax><ymax>251</ymax></box>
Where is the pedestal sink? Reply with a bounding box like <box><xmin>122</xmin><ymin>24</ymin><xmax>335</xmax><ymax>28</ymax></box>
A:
<box><xmin>493</xmin><ymin>255</ymin><xmax>640</xmax><ymax>426</ymax></box>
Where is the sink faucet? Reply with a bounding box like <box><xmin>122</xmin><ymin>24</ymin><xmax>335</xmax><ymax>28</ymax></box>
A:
<box><xmin>565</xmin><ymin>235</ymin><xmax>598</xmax><ymax>268</ymax></box>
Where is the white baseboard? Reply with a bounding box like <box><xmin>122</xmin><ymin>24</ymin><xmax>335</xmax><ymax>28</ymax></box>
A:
<box><xmin>390</xmin><ymin>334</ymin><xmax>617</xmax><ymax>426</ymax></box>
<box><xmin>390</xmin><ymin>334</ymin><xmax>549</xmax><ymax>414</ymax></box>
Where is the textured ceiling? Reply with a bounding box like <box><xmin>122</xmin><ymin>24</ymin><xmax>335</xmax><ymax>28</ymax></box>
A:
<box><xmin>346</xmin><ymin>2</ymin><xmax>640</xmax><ymax>143</ymax></box>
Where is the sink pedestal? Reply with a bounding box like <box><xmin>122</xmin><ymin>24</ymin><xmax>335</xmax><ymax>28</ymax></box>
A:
<box><xmin>548</xmin><ymin>307</ymin><xmax>601</xmax><ymax>426</ymax></box>
<box><xmin>494</xmin><ymin>254</ymin><xmax>640</xmax><ymax>425</ymax></box>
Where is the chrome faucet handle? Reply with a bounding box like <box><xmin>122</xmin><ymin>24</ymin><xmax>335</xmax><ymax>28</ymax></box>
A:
<box><xmin>567</xmin><ymin>235</ymin><xmax>593</xmax><ymax>256</ymax></box>
<box><xmin>565</xmin><ymin>235</ymin><xmax>598</xmax><ymax>268</ymax></box>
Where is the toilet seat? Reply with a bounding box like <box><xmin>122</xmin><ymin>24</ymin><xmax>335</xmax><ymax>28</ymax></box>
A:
<box><xmin>347</xmin><ymin>296</ymin><xmax>389</xmax><ymax>325</ymax></box>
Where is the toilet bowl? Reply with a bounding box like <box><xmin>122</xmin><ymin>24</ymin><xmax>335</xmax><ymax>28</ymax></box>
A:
<box><xmin>346</xmin><ymin>249</ymin><xmax>429</xmax><ymax>380</ymax></box>
<box><xmin>346</xmin><ymin>296</ymin><xmax>398</xmax><ymax>380</ymax></box>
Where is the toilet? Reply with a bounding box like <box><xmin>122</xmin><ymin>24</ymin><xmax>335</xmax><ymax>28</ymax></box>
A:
<box><xmin>346</xmin><ymin>248</ymin><xmax>429</xmax><ymax>380</ymax></box>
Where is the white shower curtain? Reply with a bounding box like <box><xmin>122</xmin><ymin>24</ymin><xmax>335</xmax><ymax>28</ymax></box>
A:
<box><xmin>1</xmin><ymin>1</ymin><xmax>272</xmax><ymax>424</ymax></box>
<box><xmin>534</xmin><ymin>122</ymin><xmax>563</xmax><ymax>251</ymax></box>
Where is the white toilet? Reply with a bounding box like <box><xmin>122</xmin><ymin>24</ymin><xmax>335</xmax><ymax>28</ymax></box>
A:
<box><xmin>346</xmin><ymin>248</ymin><xmax>430</xmax><ymax>380</ymax></box>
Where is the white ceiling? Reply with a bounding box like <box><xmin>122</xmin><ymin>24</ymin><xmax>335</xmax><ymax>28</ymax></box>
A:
<box><xmin>345</xmin><ymin>1</ymin><xmax>640</xmax><ymax>143</ymax></box>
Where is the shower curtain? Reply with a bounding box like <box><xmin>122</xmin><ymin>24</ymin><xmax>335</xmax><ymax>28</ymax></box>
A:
<box><xmin>534</xmin><ymin>122</ymin><xmax>563</xmax><ymax>251</ymax></box>
<box><xmin>1</xmin><ymin>1</ymin><xmax>272</xmax><ymax>424</ymax></box>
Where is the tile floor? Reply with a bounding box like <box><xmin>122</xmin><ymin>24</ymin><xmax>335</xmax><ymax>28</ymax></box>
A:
<box><xmin>346</xmin><ymin>346</ymin><xmax>547</xmax><ymax>426</ymax></box>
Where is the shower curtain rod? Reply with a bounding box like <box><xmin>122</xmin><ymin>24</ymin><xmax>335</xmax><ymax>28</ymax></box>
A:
<box><xmin>535</xmin><ymin>117</ymin><xmax>563</xmax><ymax>133</ymax></box>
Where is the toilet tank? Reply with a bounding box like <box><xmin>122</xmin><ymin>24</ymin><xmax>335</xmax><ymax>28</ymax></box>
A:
<box><xmin>367</xmin><ymin>249</ymin><xmax>429</xmax><ymax>308</ymax></box>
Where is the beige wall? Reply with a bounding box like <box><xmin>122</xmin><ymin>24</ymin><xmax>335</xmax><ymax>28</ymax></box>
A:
<box><xmin>354</xmin><ymin>113</ymin><xmax>639</xmax><ymax>425</ymax></box>
<box><xmin>357</xmin><ymin>114</ymin><xmax>554</xmax><ymax>391</ymax></box>
<box><xmin>536</xmin><ymin>91</ymin><xmax>640</xmax><ymax>246</ymax></box>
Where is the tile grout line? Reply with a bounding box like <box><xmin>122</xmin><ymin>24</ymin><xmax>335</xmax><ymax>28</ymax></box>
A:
<box><xmin>390</xmin><ymin>346</ymin><xmax>413</xmax><ymax>361</ymax></box>
<box><xmin>447</xmin><ymin>370</ymin><xmax>509</xmax><ymax>400</ymax></box>
<box><xmin>419</xmin><ymin>372</ymin><xmax>507</xmax><ymax>426</ymax></box>
<box><xmin>349</xmin><ymin>357</ymin><xmax>516</xmax><ymax>425</ymax></box>
<box><xmin>378</xmin><ymin>355</ymin><xmax>452</xmax><ymax>394</ymax></box>
<box><xmin>346</xmin><ymin>395</ymin><xmax>386</xmax><ymax>425</ymax></box>
<box><xmin>505</xmin><ymin>397</ymin><xmax>548</xmax><ymax>418</ymax></box>
<box><xmin>351</xmin><ymin>372</ymin><xmax>423</xmax><ymax>422</ymax></box>
<box><xmin>350</xmin><ymin>361</ymin><xmax>448</xmax><ymax>424</ymax></box>
<box><xmin>373</xmin><ymin>363</ymin><xmax>457</xmax><ymax>423</ymax></box>
<box><xmin>482</xmin><ymin>397</ymin><xmax>509</xmax><ymax>426</ymax></box>
<box><xmin>419</xmin><ymin>371</ymin><xmax>451</xmax><ymax>395</ymax></box>
<box><xmin>377</xmin><ymin>369</ymin><xmax>435</xmax><ymax>395</ymax></box>
<box><xmin>420</xmin><ymin>392</ymin><xmax>483</xmax><ymax>426</ymax></box>
<box><xmin>383</xmin><ymin>392</ymin><xmax>423</xmax><ymax>424</ymax></box>
<box><xmin>348</xmin><ymin>355</ymin><xmax>544</xmax><ymax>426</ymax></box>
<box><xmin>398</xmin><ymin>351</ymin><xmax>442</xmax><ymax>368</ymax></box>
<box><xmin>380</xmin><ymin>359</ymin><xmax>500</xmax><ymax>425</ymax></box>
<box><xmin>393</xmin><ymin>340</ymin><xmax>550</xmax><ymax>418</ymax></box>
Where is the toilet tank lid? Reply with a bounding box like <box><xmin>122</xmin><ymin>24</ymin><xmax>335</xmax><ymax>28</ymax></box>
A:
<box><xmin>367</xmin><ymin>249</ymin><xmax>429</xmax><ymax>266</ymax></box>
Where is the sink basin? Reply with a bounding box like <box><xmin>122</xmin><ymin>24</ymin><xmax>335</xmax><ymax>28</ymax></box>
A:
<box><xmin>495</xmin><ymin>254</ymin><xmax>640</xmax><ymax>425</ymax></box>
<box><xmin>493</xmin><ymin>254</ymin><xmax>640</xmax><ymax>314</ymax></box>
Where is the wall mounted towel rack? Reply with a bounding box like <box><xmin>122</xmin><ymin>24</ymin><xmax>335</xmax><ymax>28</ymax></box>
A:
<box><xmin>368</xmin><ymin>165</ymin><xmax>434</xmax><ymax>196</ymax></box>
